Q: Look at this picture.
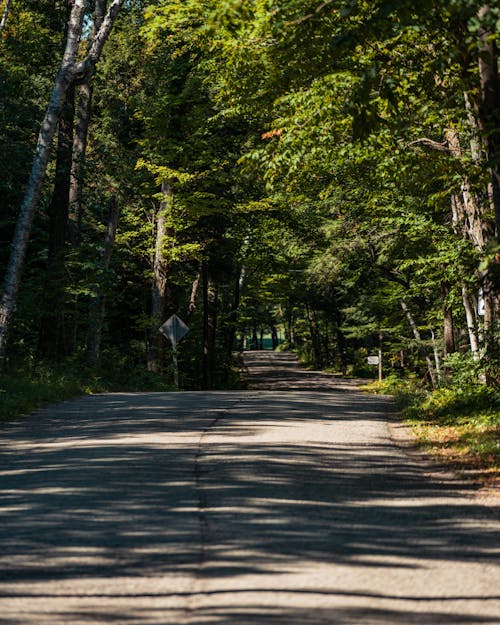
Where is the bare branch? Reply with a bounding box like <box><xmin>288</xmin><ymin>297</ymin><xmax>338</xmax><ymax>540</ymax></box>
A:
<box><xmin>75</xmin><ymin>0</ymin><xmax>125</xmax><ymax>80</ymax></box>
<box><xmin>406</xmin><ymin>138</ymin><xmax>454</xmax><ymax>155</ymax></box>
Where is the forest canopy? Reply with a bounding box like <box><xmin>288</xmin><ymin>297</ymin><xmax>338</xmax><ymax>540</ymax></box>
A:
<box><xmin>1</xmin><ymin>0</ymin><xmax>499</xmax><ymax>390</ymax></box>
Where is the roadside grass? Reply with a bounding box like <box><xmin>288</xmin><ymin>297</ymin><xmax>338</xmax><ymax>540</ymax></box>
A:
<box><xmin>362</xmin><ymin>376</ymin><xmax>500</xmax><ymax>489</ymax></box>
<box><xmin>0</xmin><ymin>358</ymin><xmax>175</xmax><ymax>424</ymax></box>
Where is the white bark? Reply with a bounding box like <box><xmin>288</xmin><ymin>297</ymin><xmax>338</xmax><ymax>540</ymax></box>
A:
<box><xmin>462</xmin><ymin>286</ymin><xmax>481</xmax><ymax>361</ymax></box>
<box><xmin>430</xmin><ymin>328</ymin><xmax>442</xmax><ymax>386</ymax></box>
<box><xmin>0</xmin><ymin>0</ymin><xmax>11</xmax><ymax>33</ymax></box>
<box><xmin>0</xmin><ymin>0</ymin><xmax>125</xmax><ymax>365</ymax></box>
<box><xmin>0</xmin><ymin>0</ymin><xmax>87</xmax><ymax>363</ymax></box>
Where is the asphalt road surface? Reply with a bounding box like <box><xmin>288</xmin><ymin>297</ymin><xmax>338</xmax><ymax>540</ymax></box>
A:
<box><xmin>0</xmin><ymin>351</ymin><xmax>499</xmax><ymax>624</ymax></box>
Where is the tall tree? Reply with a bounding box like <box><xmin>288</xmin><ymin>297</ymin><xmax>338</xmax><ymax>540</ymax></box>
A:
<box><xmin>0</xmin><ymin>0</ymin><xmax>125</xmax><ymax>366</ymax></box>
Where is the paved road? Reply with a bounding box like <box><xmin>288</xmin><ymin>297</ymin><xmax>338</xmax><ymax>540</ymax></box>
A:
<box><xmin>0</xmin><ymin>352</ymin><xmax>499</xmax><ymax>624</ymax></box>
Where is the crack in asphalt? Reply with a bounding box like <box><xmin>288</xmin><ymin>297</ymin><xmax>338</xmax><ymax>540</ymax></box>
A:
<box><xmin>182</xmin><ymin>397</ymin><xmax>245</xmax><ymax>623</ymax></box>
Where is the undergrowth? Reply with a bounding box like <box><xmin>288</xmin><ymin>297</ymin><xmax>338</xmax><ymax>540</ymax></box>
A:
<box><xmin>0</xmin><ymin>357</ymin><xmax>175</xmax><ymax>423</ymax></box>
<box><xmin>363</xmin><ymin>374</ymin><xmax>500</xmax><ymax>488</ymax></box>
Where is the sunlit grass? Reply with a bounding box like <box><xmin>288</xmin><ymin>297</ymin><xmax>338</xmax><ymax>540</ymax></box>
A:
<box><xmin>363</xmin><ymin>376</ymin><xmax>500</xmax><ymax>488</ymax></box>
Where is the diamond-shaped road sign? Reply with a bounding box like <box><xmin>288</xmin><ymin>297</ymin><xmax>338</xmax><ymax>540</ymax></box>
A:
<box><xmin>159</xmin><ymin>314</ymin><xmax>189</xmax><ymax>347</ymax></box>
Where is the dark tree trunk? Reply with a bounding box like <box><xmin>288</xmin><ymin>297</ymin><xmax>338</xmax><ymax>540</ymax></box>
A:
<box><xmin>222</xmin><ymin>271</ymin><xmax>241</xmax><ymax>361</ymax></box>
<box><xmin>68</xmin><ymin>0</ymin><xmax>106</xmax><ymax>246</ymax></box>
<box><xmin>186</xmin><ymin>267</ymin><xmax>201</xmax><ymax>321</ymax></box>
<box><xmin>68</xmin><ymin>82</ymin><xmax>92</xmax><ymax>245</ymax></box>
<box><xmin>251</xmin><ymin>325</ymin><xmax>258</xmax><ymax>350</ymax></box>
<box><xmin>87</xmin><ymin>194</ymin><xmax>119</xmax><ymax>364</ymax></box>
<box><xmin>271</xmin><ymin>323</ymin><xmax>279</xmax><ymax>349</ymax></box>
<box><xmin>335</xmin><ymin>308</ymin><xmax>347</xmax><ymax>375</ymax></box>
<box><xmin>306</xmin><ymin>303</ymin><xmax>322</xmax><ymax>367</ymax></box>
<box><xmin>202</xmin><ymin>264</ymin><xmax>218</xmax><ymax>389</ymax></box>
<box><xmin>38</xmin><ymin>84</ymin><xmax>76</xmax><ymax>359</ymax></box>
<box><xmin>147</xmin><ymin>181</ymin><xmax>171</xmax><ymax>372</ymax></box>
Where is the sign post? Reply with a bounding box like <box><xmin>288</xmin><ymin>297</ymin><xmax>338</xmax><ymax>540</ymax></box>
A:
<box><xmin>159</xmin><ymin>314</ymin><xmax>189</xmax><ymax>389</ymax></box>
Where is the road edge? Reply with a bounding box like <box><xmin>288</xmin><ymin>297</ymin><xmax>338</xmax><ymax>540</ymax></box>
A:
<box><xmin>386</xmin><ymin>410</ymin><xmax>500</xmax><ymax>519</ymax></box>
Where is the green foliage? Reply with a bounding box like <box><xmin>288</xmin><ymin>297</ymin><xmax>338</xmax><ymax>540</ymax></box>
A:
<box><xmin>0</xmin><ymin>353</ymin><xmax>176</xmax><ymax>422</ymax></box>
<box><xmin>1</xmin><ymin>0</ymin><xmax>499</xmax><ymax>397</ymax></box>
<box><xmin>364</xmin><ymin>374</ymin><xmax>500</xmax><ymax>483</ymax></box>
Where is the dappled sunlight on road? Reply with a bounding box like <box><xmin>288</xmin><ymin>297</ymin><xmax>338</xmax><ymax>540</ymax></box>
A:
<box><xmin>0</xmin><ymin>357</ymin><xmax>498</xmax><ymax>624</ymax></box>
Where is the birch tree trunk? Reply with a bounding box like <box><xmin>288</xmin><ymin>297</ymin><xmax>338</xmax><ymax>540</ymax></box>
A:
<box><xmin>462</xmin><ymin>285</ymin><xmax>481</xmax><ymax>361</ymax></box>
<box><xmin>0</xmin><ymin>0</ymin><xmax>125</xmax><ymax>367</ymax></box>
<box><xmin>0</xmin><ymin>0</ymin><xmax>87</xmax><ymax>365</ymax></box>
<box><xmin>0</xmin><ymin>0</ymin><xmax>11</xmax><ymax>33</ymax></box>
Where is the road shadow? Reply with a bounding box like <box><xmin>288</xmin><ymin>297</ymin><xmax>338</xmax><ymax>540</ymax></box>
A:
<box><xmin>240</xmin><ymin>351</ymin><xmax>371</xmax><ymax>392</ymax></box>
<box><xmin>0</xmin><ymin>389</ymin><xmax>498</xmax><ymax>624</ymax></box>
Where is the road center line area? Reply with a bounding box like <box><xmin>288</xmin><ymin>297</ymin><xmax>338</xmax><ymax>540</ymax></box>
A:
<box><xmin>0</xmin><ymin>364</ymin><xmax>499</xmax><ymax>623</ymax></box>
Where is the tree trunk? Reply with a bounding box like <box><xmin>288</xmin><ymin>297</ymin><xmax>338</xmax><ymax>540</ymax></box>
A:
<box><xmin>477</xmin><ymin>5</ymin><xmax>500</xmax><ymax>240</ymax></box>
<box><xmin>399</xmin><ymin>299</ymin><xmax>436</xmax><ymax>387</ymax></box>
<box><xmin>0</xmin><ymin>0</ymin><xmax>11</xmax><ymax>33</ymax></box>
<box><xmin>68</xmin><ymin>82</ymin><xmax>92</xmax><ymax>245</ymax></box>
<box><xmin>185</xmin><ymin>268</ymin><xmax>201</xmax><ymax>321</ymax></box>
<box><xmin>147</xmin><ymin>181</ymin><xmax>172</xmax><ymax>373</ymax></box>
<box><xmin>378</xmin><ymin>330</ymin><xmax>383</xmax><ymax>382</ymax></box>
<box><xmin>222</xmin><ymin>271</ymin><xmax>242</xmax><ymax>361</ymax></box>
<box><xmin>38</xmin><ymin>84</ymin><xmax>76</xmax><ymax>359</ymax></box>
<box><xmin>87</xmin><ymin>194</ymin><xmax>119</xmax><ymax>364</ymax></box>
<box><xmin>68</xmin><ymin>0</ymin><xmax>107</xmax><ymax>246</ymax></box>
<box><xmin>251</xmin><ymin>325</ymin><xmax>258</xmax><ymax>350</ymax></box>
<box><xmin>306</xmin><ymin>303</ymin><xmax>322</xmax><ymax>367</ymax></box>
<box><xmin>286</xmin><ymin>305</ymin><xmax>295</xmax><ymax>349</ymax></box>
<box><xmin>202</xmin><ymin>265</ymin><xmax>218</xmax><ymax>389</ymax></box>
<box><xmin>271</xmin><ymin>323</ymin><xmax>279</xmax><ymax>350</ymax></box>
<box><xmin>0</xmin><ymin>0</ymin><xmax>124</xmax><ymax>367</ymax></box>
<box><xmin>462</xmin><ymin>285</ymin><xmax>481</xmax><ymax>361</ymax></box>
<box><xmin>0</xmin><ymin>0</ymin><xmax>86</xmax><ymax>365</ymax></box>
<box><xmin>430</xmin><ymin>329</ymin><xmax>442</xmax><ymax>386</ymax></box>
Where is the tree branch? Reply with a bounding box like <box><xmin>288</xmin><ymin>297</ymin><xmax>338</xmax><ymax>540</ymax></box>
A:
<box><xmin>286</xmin><ymin>0</ymin><xmax>336</xmax><ymax>26</ymax></box>
<box><xmin>75</xmin><ymin>0</ymin><xmax>125</xmax><ymax>81</ymax></box>
<box><xmin>406</xmin><ymin>138</ymin><xmax>454</xmax><ymax>155</ymax></box>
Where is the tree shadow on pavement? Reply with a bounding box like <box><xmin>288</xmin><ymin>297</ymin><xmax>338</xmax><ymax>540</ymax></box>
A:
<box><xmin>0</xmin><ymin>386</ymin><xmax>498</xmax><ymax>624</ymax></box>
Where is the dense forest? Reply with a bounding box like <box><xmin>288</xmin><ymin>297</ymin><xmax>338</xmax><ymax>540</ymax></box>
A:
<box><xmin>1</xmin><ymin>0</ymin><xmax>499</xmax><ymax>395</ymax></box>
